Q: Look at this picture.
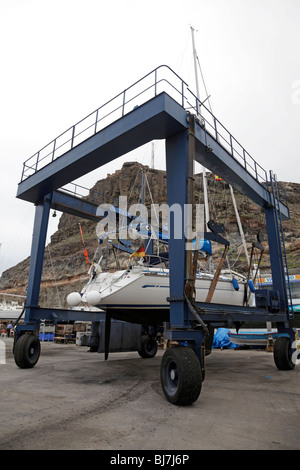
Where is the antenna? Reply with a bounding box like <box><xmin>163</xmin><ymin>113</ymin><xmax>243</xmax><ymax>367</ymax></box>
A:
<box><xmin>191</xmin><ymin>26</ymin><xmax>201</xmax><ymax>102</ymax></box>
<box><xmin>190</xmin><ymin>25</ymin><xmax>213</xmax><ymax>114</ymax></box>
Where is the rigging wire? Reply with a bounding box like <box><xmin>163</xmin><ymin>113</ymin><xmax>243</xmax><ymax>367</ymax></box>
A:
<box><xmin>46</xmin><ymin>239</ymin><xmax>63</xmax><ymax>308</ymax></box>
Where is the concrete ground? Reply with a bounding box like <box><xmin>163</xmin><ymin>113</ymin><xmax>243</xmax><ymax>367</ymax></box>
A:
<box><xmin>0</xmin><ymin>337</ymin><xmax>299</xmax><ymax>450</ymax></box>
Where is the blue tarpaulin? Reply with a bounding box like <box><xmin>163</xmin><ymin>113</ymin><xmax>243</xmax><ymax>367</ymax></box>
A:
<box><xmin>212</xmin><ymin>328</ymin><xmax>237</xmax><ymax>349</ymax></box>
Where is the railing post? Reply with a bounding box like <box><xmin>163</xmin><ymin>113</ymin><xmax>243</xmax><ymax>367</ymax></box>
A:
<box><xmin>35</xmin><ymin>152</ymin><xmax>40</xmax><ymax>172</ymax></box>
<box><xmin>122</xmin><ymin>90</ymin><xmax>126</xmax><ymax>117</ymax></box>
<box><xmin>52</xmin><ymin>139</ymin><xmax>56</xmax><ymax>161</ymax></box>
<box><xmin>229</xmin><ymin>134</ymin><xmax>233</xmax><ymax>156</ymax></box>
<box><xmin>254</xmin><ymin>160</ymin><xmax>258</xmax><ymax>181</ymax></box>
<box><xmin>94</xmin><ymin>109</ymin><xmax>99</xmax><ymax>134</ymax></box>
<box><xmin>71</xmin><ymin>126</ymin><xmax>75</xmax><ymax>148</ymax></box>
<box><xmin>154</xmin><ymin>69</ymin><xmax>157</xmax><ymax>97</ymax></box>
<box><xmin>22</xmin><ymin>162</ymin><xmax>26</xmax><ymax>181</ymax></box>
<box><xmin>214</xmin><ymin>117</ymin><xmax>218</xmax><ymax>140</ymax></box>
<box><xmin>243</xmin><ymin>149</ymin><xmax>247</xmax><ymax>170</ymax></box>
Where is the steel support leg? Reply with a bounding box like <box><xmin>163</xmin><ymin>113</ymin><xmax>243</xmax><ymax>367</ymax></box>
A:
<box><xmin>264</xmin><ymin>203</ymin><xmax>299</xmax><ymax>369</ymax></box>
<box><xmin>264</xmin><ymin>206</ymin><xmax>288</xmax><ymax>316</ymax></box>
<box><xmin>166</xmin><ymin>127</ymin><xmax>192</xmax><ymax>328</ymax></box>
<box><xmin>17</xmin><ymin>194</ymin><xmax>52</xmax><ymax>335</ymax></box>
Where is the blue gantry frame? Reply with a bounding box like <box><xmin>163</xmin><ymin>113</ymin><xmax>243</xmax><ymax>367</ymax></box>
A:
<box><xmin>16</xmin><ymin>65</ymin><xmax>294</xmax><ymax>349</ymax></box>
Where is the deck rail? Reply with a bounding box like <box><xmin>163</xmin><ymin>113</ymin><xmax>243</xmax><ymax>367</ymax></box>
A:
<box><xmin>59</xmin><ymin>182</ymin><xmax>118</xmax><ymax>206</ymax></box>
<box><xmin>21</xmin><ymin>65</ymin><xmax>284</xmax><ymax>202</ymax></box>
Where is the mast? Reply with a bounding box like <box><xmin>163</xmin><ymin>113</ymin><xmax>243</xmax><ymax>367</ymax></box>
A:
<box><xmin>191</xmin><ymin>26</ymin><xmax>201</xmax><ymax>104</ymax></box>
<box><xmin>190</xmin><ymin>26</ymin><xmax>250</xmax><ymax>267</ymax></box>
<box><xmin>190</xmin><ymin>26</ymin><xmax>210</xmax><ymax>233</ymax></box>
<box><xmin>230</xmin><ymin>185</ymin><xmax>250</xmax><ymax>266</ymax></box>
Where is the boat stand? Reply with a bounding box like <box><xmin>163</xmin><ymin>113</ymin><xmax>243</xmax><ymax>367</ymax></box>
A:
<box><xmin>14</xmin><ymin>65</ymin><xmax>299</xmax><ymax>403</ymax></box>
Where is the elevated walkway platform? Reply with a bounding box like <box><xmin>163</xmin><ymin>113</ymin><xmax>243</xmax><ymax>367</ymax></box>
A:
<box><xmin>17</xmin><ymin>65</ymin><xmax>288</xmax><ymax>220</ymax></box>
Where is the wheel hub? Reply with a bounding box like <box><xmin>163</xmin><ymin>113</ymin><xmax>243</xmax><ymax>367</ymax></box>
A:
<box><xmin>170</xmin><ymin>369</ymin><xmax>176</xmax><ymax>381</ymax></box>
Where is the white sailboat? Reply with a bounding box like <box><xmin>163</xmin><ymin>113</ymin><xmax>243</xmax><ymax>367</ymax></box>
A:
<box><xmin>66</xmin><ymin>212</ymin><xmax>254</xmax><ymax>325</ymax></box>
<box><xmin>67</xmin><ymin>255</ymin><xmax>251</xmax><ymax>325</ymax></box>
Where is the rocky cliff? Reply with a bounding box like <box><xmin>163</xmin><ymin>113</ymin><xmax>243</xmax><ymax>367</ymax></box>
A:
<box><xmin>1</xmin><ymin>162</ymin><xmax>300</xmax><ymax>308</ymax></box>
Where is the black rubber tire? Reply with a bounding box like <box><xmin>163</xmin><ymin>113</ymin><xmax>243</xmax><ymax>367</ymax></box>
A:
<box><xmin>14</xmin><ymin>333</ymin><xmax>41</xmax><ymax>369</ymax></box>
<box><xmin>138</xmin><ymin>335</ymin><xmax>158</xmax><ymax>358</ymax></box>
<box><xmin>160</xmin><ymin>346</ymin><xmax>202</xmax><ymax>405</ymax></box>
<box><xmin>274</xmin><ymin>336</ymin><xmax>295</xmax><ymax>371</ymax></box>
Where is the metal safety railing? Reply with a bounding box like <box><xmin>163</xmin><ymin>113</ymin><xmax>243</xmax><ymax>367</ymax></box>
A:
<box><xmin>186</xmin><ymin>95</ymin><xmax>268</xmax><ymax>185</ymax></box>
<box><xmin>21</xmin><ymin>64</ymin><xmax>282</xmax><ymax>201</ymax></box>
<box><xmin>21</xmin><ymin>65</ymin><xmax>187</xmax><ymax>181</ymax></box>
<box><xmin>59</xmin><ymin>182</ymin><xmax>118</xmax><ymax>206</ymax></box>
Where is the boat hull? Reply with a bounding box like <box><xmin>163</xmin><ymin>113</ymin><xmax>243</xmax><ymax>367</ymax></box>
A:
<box><xmin>228</xmin><ymin>329</ymin><xmax>300</xmax><ymax>346</ymax></box>
<box><xmin>82</xmin><ymin>268</ymin><xmax>247</xmax><ymax>325</ymax></box>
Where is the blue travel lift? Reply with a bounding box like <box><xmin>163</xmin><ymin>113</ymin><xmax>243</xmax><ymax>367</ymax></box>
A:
<box><xmin>14</xmin><ymin>66</ymin><xmax>299</xmax><ymax>404</ymax></box>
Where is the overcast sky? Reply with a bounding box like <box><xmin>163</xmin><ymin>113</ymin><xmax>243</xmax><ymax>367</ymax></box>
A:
<box><xmin>0</xmin><ymin>0</ymin><xmax>299</xmax><ymax>275</ymax></box>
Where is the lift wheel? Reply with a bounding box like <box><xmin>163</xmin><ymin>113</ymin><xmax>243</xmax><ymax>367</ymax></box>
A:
<box><xmin>138</xmin><ymin>335</ymin><xmax>158</xmax><ymax>358</ymax></box>
<box><xmin>160</xmin><ymin>345</ymin><xmax>202</xmax><ymax>405</ymax></box>
<box><xmin>274</xmin><ymin>336</ymin><xmax>295</xmax><ymax>371</ymax></box>
<box><xmin>14</xmin><ymin>333</ymin><xmax>41</xmax><ymax>369</ymax></box>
